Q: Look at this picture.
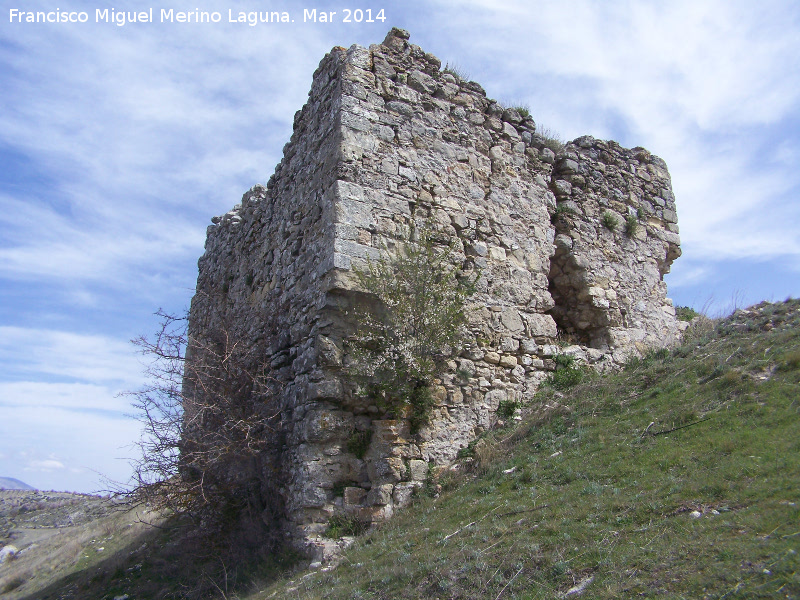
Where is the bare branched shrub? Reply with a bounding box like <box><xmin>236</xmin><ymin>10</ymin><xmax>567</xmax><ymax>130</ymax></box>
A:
<box><xmin>122</xmin><ymin>309</ymin><xmax>279</xmax><ymax>537</ymax></box>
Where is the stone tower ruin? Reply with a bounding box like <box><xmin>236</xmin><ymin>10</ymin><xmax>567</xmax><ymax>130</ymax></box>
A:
<box><xmin>186</xmin><ymin>28</ymin><xmax>683</xmax><ymax>560</ymax></box>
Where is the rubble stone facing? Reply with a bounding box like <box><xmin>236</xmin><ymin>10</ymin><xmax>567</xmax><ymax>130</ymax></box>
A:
<box><xmin>186</xmin><ymin>28</ymin><xmax>684</xmax><ymax>560</ymax></box>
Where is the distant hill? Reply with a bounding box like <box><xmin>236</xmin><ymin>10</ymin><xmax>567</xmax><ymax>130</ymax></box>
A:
<box><xmin>0</xmin><ymin>477</ymin><xmax>35</xmax><ymax>490</ymax></box>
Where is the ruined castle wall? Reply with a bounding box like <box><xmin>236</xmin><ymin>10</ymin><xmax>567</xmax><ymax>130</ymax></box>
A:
<box><xmin>326</xmin><ymin>31</ymin><xmax>561</xmax><ymax>460</ymax></box>
<box><xmin>187</xmin><ymin>47</ymin><xmax>352</xmax><ymax>534</ymax></box>
<box><xmin>187</xmin><ymin>28</ymin><xmax>684</xmax><ymax>559</ymax></box>
<box><xmin>549</xmin><ymin>137</ymin><xmax>683</xmax><ymax>360</ymax></box>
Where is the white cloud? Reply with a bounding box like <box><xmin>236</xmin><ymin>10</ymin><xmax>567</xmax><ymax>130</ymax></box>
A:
<box><xmin>0</xmin><ymin>5</ymin><xmax>328</xmax><ymax>294</ymax></box>
<box><xmin>0</xmin><ymin>327</ymin><xmax>144</xmax><ymax>386</ymax></box>
<box><xmin>425</xmin><ymin>0</ymin><xmax>800</xmax><ymax>265</ymax></box>
<box><xmin>0</xmin><ymin>406</ymin><xmax>141</xmax><ymax>492</ymax></box>
<box><xmin>27</xmin><ymin>459</ymin><xmax>66</xmax><ymax>471</ymax></box>
<box><xmin>0</xmin><ymin>328</ymin><xmax>149</xmax><ymax>490</ymax></box>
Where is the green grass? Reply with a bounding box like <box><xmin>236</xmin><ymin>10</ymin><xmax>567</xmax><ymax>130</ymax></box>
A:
<box><xmin>602</xmin><ymin>211</ymin><xmax>619</xmax><ymax>231</ymax></box>
<box><xmin>550</xmin><ymin>203</ymin><xmax>576</xmax><ymax>224</ymax></box>
<box><xmin>625</xmin><ymin>214</ymin><xmax>639</xmax><ymax>237</ymax></box>
<box><xmin>325</xmin><ymin>514</ymin><xmax>371</xmax><ymax>539</ymax></box>
<box><xmin>347</xmin><ymin>429</ymin><xmax>372</xmax><ymax>459</ymax></box>
<box><xmin>10</xmin><ymin>300</ymin><xmax>799</xmax><ymax>599</ymax></box>
<box><xmin>676</xmin><ymin>305</ymin><xmax>700</xmax><ymax>322</ymax></box>
<box><xmin>252</xmin><ymin>299</ymin><xmax>800</xmax><ymax>600</ymax></box>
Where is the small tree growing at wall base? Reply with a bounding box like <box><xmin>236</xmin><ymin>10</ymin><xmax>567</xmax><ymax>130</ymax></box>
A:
<box><xmin>347</xmin><ymin>224</ymin><xmax>477</xmax><ymax>432</ymax></box>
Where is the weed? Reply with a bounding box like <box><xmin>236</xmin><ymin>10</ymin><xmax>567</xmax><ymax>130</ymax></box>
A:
<box><xmin>547</xmin><ymin>366</ymin><xmax>582</xmax><ymax>390</ymax></box>
<box><xmin>624</xmin><ymin>214</ymin><xmax>638</xmax><ymax>236</ymax></box>
<box><xmin>347</xmin><ymin>223</ymin><xmax>476</xmax><ymax>433</ymax></box>
<box><xmin>626</xmin><ymin>347</ymin><xmax>670</xmax><ymax>371</ymax></box>
<box><xmin>550</xmin><ymin>415</ymin><xmax>570</xmax><ymax>435</ymax></box>
<box><xmin>441</xmin><ymin>62</ymin><xmax>469</xmax><ymax>81</ymax></box>
<box><xmin>551</xmin><ymin>203</ymin><xmax>576</xmax><ymax>224</ymax></box>
<box><xmin>331</xmin><ymin>481</ymin><xmax>350</xmax><ymax>498</ymax></box>
<box><xmin>546</xmin><ymin>354</ymin><xmax>583</xmax><ymax>390</ymax></box>
<box><xmin>537</xmin><ymin>125</ymin><xmax>565</xmax><ymax>153</ymax></box>
<box><xmin>601</xmin><ymin>211</ymin><xmax>619</xmax><ymax>231</ymax></box>
<box><xmin>455</xmin><ymin>367</ymin><xmax>472</xmax><ymax>382</ymax></box>
<box><xmin>1</xmin><ymin>575</ymin><xmax>26</xmax><ymax>593</ymax></box>
<box><xmin>554</xmin><ymin>354</ymin><xmax>576</xmax><ymax>369</ymax></box>
<box><xmin>325</xmin><ymin>514</ymin><xmax>370</xmax><ymax>538</ymax></box>
<box><xmin>510</xmin><ymin>104</ymin><xmax>530</xmax><ymax>118</ymax></box>
<box><xmin>496</xmin><ymin>399</ymin><xmax>520</xmax><ymax>419</ymax></box>
<box><xmin>675</xmin><ymin>306</ymin><xmax>699</xmax><ymax>322</ymax></box>
<box><xmin>781</xmin><ymin>350</ymin><xmax>800</xmax><ymax>370</ymax></box>
<box><xmin>346</xmin><ymin>430</ymin><xmax>372</xmax><ymax>459</ymax></box>
<box><xmin>716</xmin><ymin>369</ymin><xmax>744</xmax><ymax>389</ymax></box>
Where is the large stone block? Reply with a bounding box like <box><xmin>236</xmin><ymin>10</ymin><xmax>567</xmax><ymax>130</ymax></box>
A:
<box><xmin>302</xmin><ymin>410</ymin><xmax>353</xmax><ymax>443</ymax></box>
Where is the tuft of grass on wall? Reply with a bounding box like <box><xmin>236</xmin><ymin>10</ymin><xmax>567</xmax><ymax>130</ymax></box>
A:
<box><xmin>675</xmin><ymin>305</ymin><xmax>700</xmax><ymax>322</ymax></box>
<box><xmin>601</xmin><ymin>211</ymin><xmax>619</xmax><ymax>231</ymax></box>
<box><xmin>441</xmin><ymin>62</ymin><xmax>470</xmax><ymax>82</ymax></box>
<box><xmin>625</xmin><ymin>214</ymin><xmax>638</xmax><ymax>236</ymax></box>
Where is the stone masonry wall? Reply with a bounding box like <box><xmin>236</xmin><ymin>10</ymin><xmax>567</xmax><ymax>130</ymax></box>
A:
<box><xmin>186</xmin><ymin>28</ymin><xmax>684</xmax><ymax>561</ymax></box>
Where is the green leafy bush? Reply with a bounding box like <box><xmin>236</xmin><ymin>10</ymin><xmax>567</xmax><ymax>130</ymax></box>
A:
<box><xmin>331</xmin><ymin>481</ymin><xmax>349</xmax><ymax>498</ymax></box>
<box><xmin>546</xmin><ymin>354</ymin><xmax>583</xmax><ymax>390</ymax></box>
<box><xmin>348</xmin><ymin>224</ymin><xmax>477</xmax><ymax>432</ymax></box>
<box><xmin>675</xmin><ymin>306</ymin><xmax>699</xmax><ymax>322</ymax></box>
<box><xmin>512</xmin><ymin>105</ymin><xmax>530</xmax><ymax>118</ymax></box>
<box><xmin>551</xmin><ymin>204</ymin><xmax>576</xmax><ymax>224</ymax></box>
<box><xmin>497</xmin><ymin>399</ymin><xmax>520</xmax><ymax>419</ymax></box>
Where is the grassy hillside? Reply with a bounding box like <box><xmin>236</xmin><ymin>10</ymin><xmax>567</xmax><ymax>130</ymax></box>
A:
<box><xmin>2</xmin><ymin>300</ymin><xmax>797</xmax><ymax>599</ymax></box>
<box><xmin>251</xmin><ymin>300</ymin><xmax>799</xmax><ymax>599</ymax></box>
<box><xmin>0</xmin><ymin>491</ymin><xmax>165</xmax><ymax>599</ymax></box>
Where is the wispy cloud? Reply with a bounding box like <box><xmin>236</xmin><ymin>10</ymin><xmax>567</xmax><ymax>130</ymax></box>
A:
<box><xmin>1</xmin><ymin>406</ymin><xmax>141</xmax><ymax>492</ymax></box>
<box><xmin>0</xmin><ymin>327</ymin><xmax>143</xmax><ymax>386</ymax></box>
<box><xmin>423</xmin><ymin>0</ymin><xmax>800</xmax><ymax>266</ymax></box>
<box><xmin>0</xmin><ymin>3</ymin><xmax>332</xmax><ymax>296</ymax></box>
<box><xmin>0</xmin><ymin>327</ymin><xmax>146</xmax><ymax>490</ymax></box>
<box><xmin>0</xmin><ymin>382</ymin><xmax>131</xmax><ymax>413</ymax></box>
<box><xmin>27</xmin><ymin>459</ymin><xmax>66</xmax><ymax>472</ymax></box>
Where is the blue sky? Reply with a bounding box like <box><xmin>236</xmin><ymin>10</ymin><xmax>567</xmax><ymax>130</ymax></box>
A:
<box><xmin>1</xmin><ymin>0</ymin><xmax>798</xmax><ymax>493</ymax></box>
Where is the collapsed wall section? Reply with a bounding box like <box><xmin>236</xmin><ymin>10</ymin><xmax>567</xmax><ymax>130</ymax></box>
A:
<box><xmin>186</xmin><ymin>28</ymin><xmax>684</xmax><ymax>560</ymax></box>
<box><xmin>548</xmin><ymin>137</ymin><xmax>683</xmax><ymax>358</ymax></box>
